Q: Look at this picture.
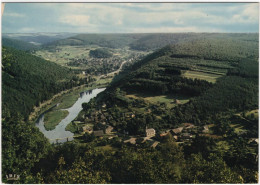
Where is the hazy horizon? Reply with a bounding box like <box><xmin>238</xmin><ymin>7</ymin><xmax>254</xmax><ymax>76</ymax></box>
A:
<box><xmin>2</xmin><ymin>32</ymin><xmax>259</xmax><ymax>34</ymax></box>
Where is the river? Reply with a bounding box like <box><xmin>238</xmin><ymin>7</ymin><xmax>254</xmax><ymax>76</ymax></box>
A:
<box><xmin>35</xmin><ymin>88</ymin><xmax>106</xmax><ymax>143</ymax></box>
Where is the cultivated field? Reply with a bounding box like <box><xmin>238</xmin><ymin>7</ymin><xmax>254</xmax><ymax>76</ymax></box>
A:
<box><xmin>182</xmin><ymin>70</ymin><xmax>223</xmax><ymax>83</ymax></box>
<box><xmin>126</xmin><ymin>93</ymin><xmax>189</xmax><ymax>109</ymax></box>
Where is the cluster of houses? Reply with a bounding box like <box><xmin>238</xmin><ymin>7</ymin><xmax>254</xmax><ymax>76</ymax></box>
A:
<box><xmin>124</xmin><ymin>123</ymin><xmax>211</xmax><ymax>148</ymax></box>
<box><xmin>66</xmin><ymin>57</ymin><xmax>122</xmax><ymax>76</ymax></box>
<box><xmin>143</xmin><ymin>123</ymin><xmax>211</xmax><ymax>143</ymax></box>
<box><xmin>80</xmin><ymin>101</ymin><xmax>211</xmax><ymax>142</ymax></box>
<box><xmin>159</xmin><ymin>123</ymin><xmax>211</xmax><ymax>142</ymax></box>
<box><xmin>80</xmin><ymin>103</ymin><xmax>115</xmax><ymax>137</ymax></box>
<box><xmin>82</xmin><ymin>124</ymin><xmax>114</xmax><ymax>137</ymax></box>
<box><xmin>77</xmin><ymin>100</ymin><xmax>213</xmax><ymax>148</ymax></box>
<box><xmin>79</xmin><ymin>102</ymin><xmax>138</xmax><ymax>139</ymax></box>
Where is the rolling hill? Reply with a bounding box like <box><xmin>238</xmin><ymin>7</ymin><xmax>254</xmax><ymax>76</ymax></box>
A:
<box><xmin>2</xmin><ymin>37</ymin><xmax>39</xmax><ymax>51</ymax></box>
<box><xmin>98</xmin><ymin>33</ymin><xmax>258</xmax><ymax>131</ymax></box>
<box><xmin>109</xmin><ymin>34</ymin><xmax>258</xmax><ymax>92</ymax></box>
<box><xmin>45</xmin><ymin>33</ymin><xmax>142</xmax><ymax>48</ymax></box>
<box><xmin>45</xmin><ymin>33</ymin><xmax>259</xmax><ymax>52</ymax></box>
<box><xmin>2</xmin><ymin>32</ymin><xmax>77</xmax><ymax>45</ymax></box>
<box><xmin>2</xmin><ymin>46</ymin><xmax>76</xmax><ymax>119</ymax></box>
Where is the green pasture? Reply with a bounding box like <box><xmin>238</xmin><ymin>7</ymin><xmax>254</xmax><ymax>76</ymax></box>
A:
<box><xmin>44</xmin><ymin>110</ymin><xmax>69</xmax><ymax>131</ymax></box>
<box><xmin>182</xmin><ymin>70</ymin><xmax>223</xmax><ymax>83</ymax></box>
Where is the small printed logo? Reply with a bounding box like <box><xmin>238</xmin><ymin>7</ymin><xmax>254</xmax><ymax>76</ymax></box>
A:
<box><xmin>6</xmin><ymin>174</ymin><xmax>20</xmax><ymax>181</ymax></box>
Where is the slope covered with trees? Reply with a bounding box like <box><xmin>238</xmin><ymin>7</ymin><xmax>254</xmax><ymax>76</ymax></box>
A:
<box><xmin>45</xmin><ymin>33</ymin><xmax>259</xmax><ymax>52</ymax></box>
<box><xmin>46</xmin><ymin>34</ymin><xmax>142</xmax><ymax>48</ymax></box>
<box><xmin>2</xmin><ymin>37</ymin><xmax>39</xmax><ymax>51</ymax></box>
<box><xmin>107</xmin><ymin>35</ymin><xmax>258</xmax><ymax>98</ymax></box>
<box><xmin>3</xmin><ymin>32</ymin><xmax>77</xmax><ymax>45</ymax></box>
<box><xmin>89</xmin><ymin>48</ymin><xmax>113</xmax><ymax>58</ymax></box>
<box><xmin>1</xmin><ymin>46</ymin><xmax>83</xmax><ymax>183</ymax></box>
<box><xmin>2</xmin><ymin>47</ymin><xmax>77</xmax><ymax>119</ymax></box>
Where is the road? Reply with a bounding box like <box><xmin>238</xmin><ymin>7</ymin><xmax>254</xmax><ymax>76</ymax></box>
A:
<box><xmin>97</xmin><ymin>60</ymin><xmax>127</xmax><ymax>80</ymax></box>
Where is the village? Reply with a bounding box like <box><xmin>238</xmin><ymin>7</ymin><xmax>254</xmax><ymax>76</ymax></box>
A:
<box><xmin>69</xmin><ymin>101</ymin><xmax>214</xmax><ymax>149</ymax></box>
<box><xmin>67</xmin><ymin>52</ymin><xmax>145</xmax><ymax>76</ymax></box>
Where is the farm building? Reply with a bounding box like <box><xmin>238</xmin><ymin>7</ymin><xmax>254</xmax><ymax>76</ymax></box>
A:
<box><xmin>105</xmin><ymin>125</ymin><xmax>114</xmax><ymax>134</ymax></box>
<box><xmin>170</xmin><ymin>127</ymin><xmax>184</xmax><ymax>135</ymax></box>
<box><xmin>145</xmin><ymin>128</ymin><xmax>156</xmax><ymax>137</ymax></box>
<box><xmin>182</xmin><ymin>123</ymin><xmax>194</xmax><ymax>127</ymax></box>
<box><xmin>124</xmin><ymin>137</ymin><xmax>137</xmax><ymax>144</ymax></box>
<box><xmin>82</xmin><ymin>125</ymin><xmax>93</xmax><ymax>133</ymax></box>
<box><xmin>202</xmin><ymin>125</ymin><xmax>209</xmax><ymax>133</ymax></box>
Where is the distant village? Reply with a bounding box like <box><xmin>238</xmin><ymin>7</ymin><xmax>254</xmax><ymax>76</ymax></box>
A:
<box><xmin>67</xmin><ymin>53</ymin><xmax>145</xmax><ymax>76</ymax></box>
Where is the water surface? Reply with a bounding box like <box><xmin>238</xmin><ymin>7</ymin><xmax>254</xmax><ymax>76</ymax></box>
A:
<box><xmin>36</xmin><ymin>88</ymin><xmax>106</xmax><ymax>143</ymax></box>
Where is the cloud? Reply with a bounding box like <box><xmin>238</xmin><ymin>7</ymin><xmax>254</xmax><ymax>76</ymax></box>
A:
<box><xmin>231</xmin><ymin>3</ymin><xmax>259</xmax><ymax>23</ymax></box>
<box><xmin>4</xmin><ymin>12</ymin><xmax>25</xmax><ymax>18</ymax></box>
<box><xmin>2</xmin><ymin>3</ymin><xmax>259</xmax><ymax>33</ymax></box>
<box><xmin>59</xmin><ymin>14</ymin><xmax>90</xmax><ymax>26</ymax></box>
<box><xmin>18</xmin><ymin>27</ymin><xmax>35</xmax><ymax>32</ymax></box>
<box><xmin>131</xmin><ymin>26</ymin><xmax>200</xmax><ymax>33</ymax></box>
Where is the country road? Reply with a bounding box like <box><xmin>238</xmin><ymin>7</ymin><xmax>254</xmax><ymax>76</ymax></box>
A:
<box><xmin>97</xmin><ymin>60</ymin><xmax>127</xmax><ymax>80</ymax></box>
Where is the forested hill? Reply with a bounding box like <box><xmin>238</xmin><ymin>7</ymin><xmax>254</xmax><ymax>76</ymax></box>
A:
<box><xmin>2</xmin><ymin>46</ymin><xmax>77</xmax><ymax>181</ymax></box>
<box><xmin>101</xmin><ymin>34</ymin><xmax>258</xmax><ymax>128</ymax></box>
<box><xmin>129</xmin><ymin>33</ymin><xmax>259</xmax><ymax>51</ymax></box>
<box><xmin>2</xmin><ymin>37</ymin><xmax>39</xmax><ymax>51</ymax></box>
<box><xmin>109</xmin><ymin>35</ymin><xmax>258</xmax><ymax>92</ymax></box>
<box><xmin>2</xmin><ymin>47</ymin><xmax>76</xmax><ymax>119</ymax></box>
<box><xmin>45</xmin><ymin>33</ymin><xmax>259</xmax><ymax>51</ymax></box>
<box><xmin>45</xmin><ymin>34</ymin><xmax>142</xmax><ymax>48</ymax></box>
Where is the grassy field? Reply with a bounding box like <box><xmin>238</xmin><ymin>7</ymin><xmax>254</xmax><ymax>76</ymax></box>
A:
<box><xmin>53</xmin><ymin>86</ymin><xmax>93</xmax><ymax>110</ymax></box>
<box><xmin>95</xmin><ymin>76</ymin><xmax>113</xmax><ymax>85</ymax></box>
<box><xmin>42</xmin><ymin>83</ymin><xmax>107</xmax><ymax>131</ymax></box>
<box><xmin>52</xmin><ymin>82</ymin><xmax>108</xmax><ymax>111</ymax></box>
<box><xmin>44</xmin><ymin>110</ymin><xmax>69</xmax><ymax>131</ymax></box>
<box><xmin>34</xmin><ymin>45</ymin><xmax>148</xmax><ymax>70</ymax></box>
<box><xmin>126</xmin><ymin>93</ymin><xmax>189</xmax><ymax>109</ymax></box>
<box><xmin>182</xmin><ymin>70</ymin><xmax>223</xmax><ymax>83</ymax></box>
<box><xmin>34</xmin><ymin>45</ymin><xmax>99</xmax><ymax>66</ymax></box>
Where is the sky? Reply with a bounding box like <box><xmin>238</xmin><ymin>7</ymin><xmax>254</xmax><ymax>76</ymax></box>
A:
<box><xmin>2</xmin><ymin>3</ymin><xmax>259</xmax><ymax>33</ymax></box>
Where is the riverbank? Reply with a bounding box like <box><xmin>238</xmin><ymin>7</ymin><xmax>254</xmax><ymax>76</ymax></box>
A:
<box><xmin>35</xmin><ymin>88</ymin><xmax>106</xmax><ymax>143</ymax></box>
<box><xmin>29</xmin><ymin>84</ymin><xmax>86</xmax><ymax>122</ymax></box>
<box><xmin>29</xmin><ymin>78</ymin><xmax>111</xmax><ymax>124</ymax></box>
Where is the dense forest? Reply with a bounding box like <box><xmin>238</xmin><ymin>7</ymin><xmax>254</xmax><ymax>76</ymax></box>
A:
<box><xmin>1</xmin><ymin>33</ymin><xmax>259</xmax><ymax>183</ymax></box>
<box><xmin>46</xmin><ymin>34</ymin><xmax>141</xmax><ymax>48</ymax></box>
<box><xmin>2</xmin><ymin>46</ymin><xmax>84</xmax><ymax>183</ymax></box>
<box><xmin>89</xmin><ymin>48</ymin><xmax>113</xmax><ymax>58</ymax></box>
<box><xmin>2</xmin><ymin>47</ymin><xmax>79</xmax><ymax>119</ymax></box>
